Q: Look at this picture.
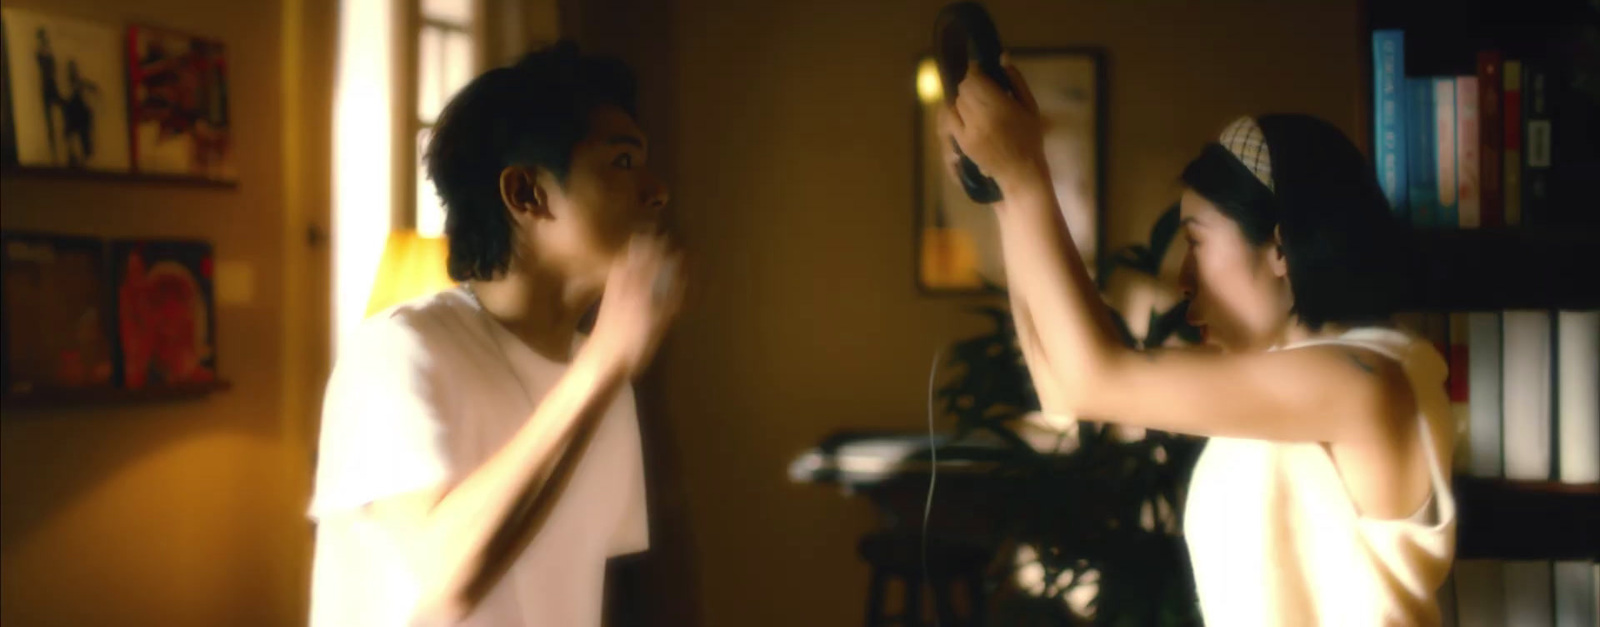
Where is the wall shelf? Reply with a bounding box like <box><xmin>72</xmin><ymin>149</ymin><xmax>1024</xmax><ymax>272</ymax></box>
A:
<box><xmin>1</xmin><ymin>380</ymin><xmax>233</xmax><ymax>411</ymax></box>
<box><xmin>1</xmin><ymin>166</ymin><xmax>237</xmax><ymax>189</ymax></box>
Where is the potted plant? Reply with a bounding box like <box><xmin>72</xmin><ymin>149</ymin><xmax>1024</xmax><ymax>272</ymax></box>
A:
<box><xmin>937</xmin><ymin>203</ymin><xmax>1206</xmax><ymax>626</ymax></box>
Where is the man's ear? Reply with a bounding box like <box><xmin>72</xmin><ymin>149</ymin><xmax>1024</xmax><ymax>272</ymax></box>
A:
<box><xmin>1268</xmin><ymin>224</ymin><xmax>1289</xmax><ymax>279</ymax></box>
<box><xmin>499</xmin><ymin>166</ymin><xmax>551</xmax><ymax>224</ymax></box>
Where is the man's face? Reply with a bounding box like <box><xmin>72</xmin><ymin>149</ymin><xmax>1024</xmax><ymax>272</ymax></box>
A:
<box><xmin>530</xmin><ymin>105</ymin><xmax>669</xmax><ymax>281</ymax></box>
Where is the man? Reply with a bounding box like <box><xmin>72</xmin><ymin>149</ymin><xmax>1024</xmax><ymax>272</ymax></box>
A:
<box><xmin>308</xmin><ymin>42</ymin><xmax>683</xmax><ymax>627</ymax></box>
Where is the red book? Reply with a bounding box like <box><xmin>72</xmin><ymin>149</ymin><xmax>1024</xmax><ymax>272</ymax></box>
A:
<box><xmin>1449</xmin><ymin>313</ymin><xmax>1470</xmax><ymax>404</ymax></box>
<box><xmin>1477</xmin><ymin>51</ymin><xmax>1504</xmax><ymax>228</ymax></box>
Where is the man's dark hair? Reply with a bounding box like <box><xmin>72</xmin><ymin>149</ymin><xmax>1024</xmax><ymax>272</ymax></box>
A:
<box><xmin>1180</xmin><ymin>114</ymin><xmax>1412</xmax><ymax>330</ymax></box>
<box><xmin>425</xmin><ymin>40</ymin><xmax>637</xmax><ymax>282</ymax></box>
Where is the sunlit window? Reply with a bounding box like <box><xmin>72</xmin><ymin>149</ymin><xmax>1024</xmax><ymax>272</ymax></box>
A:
<box><xmin>413</xmin><ymin>0</ymin><xmax>476</xmax><ymax>238</ymax></box>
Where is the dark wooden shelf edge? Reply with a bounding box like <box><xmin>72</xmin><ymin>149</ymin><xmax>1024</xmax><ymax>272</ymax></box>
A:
<box><xmin>2</xmin><ymin>380</ymin><xmax>234</xmax><ymax>410</ymax></box>
<box><xmin>1401</xmin><ymin>227</ymin><xmax>1600</xmax><ymax>313</ymax></box>
<box><xmin>1454</xmin><ymin>475</ymin><xmax>1600</xmax><ymax>561</ymax></box>
<box><xmin>2</xmin><ymin>165</ymin><xmax>238</xmax><ymax>188</ymax></box>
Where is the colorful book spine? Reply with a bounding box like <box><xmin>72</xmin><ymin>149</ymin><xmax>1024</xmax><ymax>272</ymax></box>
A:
<box><xmin>1503</xmin><ymin>60</ymin><xmax>1523</xmax><ymax>226</ymax></box>
<box><xmin>1372</xmin><ymin>30</ymin><xmax>1409</xmax><ymax>219</ymax></box>
<box><xmin>1434</xmin><ymin>78</ymin><xmax>1459</xmax><ymax>228</ymax></box>
<box><xmin>1456</xmin><ymin>76</ymin><xmax>1481</xmax><ymax>228</ymax></box>
<box><xmin>1478</xmin><ymin>52</ymin><xmax>1504</xmax><ymax>228</ymax></box>
<box><xmin>1524</xmin><ymin>62</ymin><xmax>1552</xmax><ymax>226</ymax></box>
<box><xmin>1407</xmin><ymin>79</ymin><xmax>1438</xmax><ymax>226</ymax></box>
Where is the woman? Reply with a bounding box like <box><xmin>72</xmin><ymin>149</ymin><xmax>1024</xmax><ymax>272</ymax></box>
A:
<box><xmin>941</xmin><ymin>61</ymin><xmax>1455</xmax><ymax>626</ymax></box>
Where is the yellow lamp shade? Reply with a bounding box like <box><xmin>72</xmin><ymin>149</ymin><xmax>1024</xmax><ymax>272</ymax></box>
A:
<box><xmin>366</xmin><ymin>230</ymin><xmax>455</xmax><ymax>316</ymax></box>
<box><xmin>920</xmin><ymin>226</ymin><xmax>982</xmax><ymax>289</ymax></box>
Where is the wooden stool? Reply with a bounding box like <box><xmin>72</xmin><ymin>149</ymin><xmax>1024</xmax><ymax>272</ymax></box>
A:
<box><xmin>858</xmin><ymin>531</ymin><xmax>989</xmax><ymax>627</ymax></box>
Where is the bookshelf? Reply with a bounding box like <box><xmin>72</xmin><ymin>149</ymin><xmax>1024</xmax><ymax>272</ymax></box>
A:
<box><xmin>1</xmin><ymin>380</ymin><xmax>233</xmax><ymax>410</ymax></box>
<box><xmin>1</xmin><ymin>165</ymin><xmax>239</xmax><ymax>188</ymax></box>
<box><xmin>1363</xmin><ymin>0</ymin><xmax>1600</xmax><ymax>567</ymax></box>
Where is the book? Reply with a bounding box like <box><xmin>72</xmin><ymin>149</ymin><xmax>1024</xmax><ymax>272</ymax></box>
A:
<box><xmin>1477</xmin><ymin>52</ymin><xmax>1504</xmax><ymax>228</ymax></box>
<box><xmin>1553</xmin><ymin>312</ymin><xmax>1599</xmax><ymax>627</ymax></box>
<box><xmin>1407</xmin><ymin>79</ymin><xmax>1437</xmax><ymax>226</ymax></box>
<box><xmin>1502</xmin><ymin>60</ymin><xmax>1523</xmax><ymax>226</ymax></box>
<box><xmin>1467</xmin><ymin>312</ymin><xmax>1503</xmax><ymax>477</ymax></box>
<box><xmin>1523</xmin><ymin>62</ymin><xmax>1552</xmax><ymax>226</ymax></box>
<box><xmin>1456</xmin><ymin>559</ymin><xmax>1507</xmax><ymax>627</ymax></box>
<box><xmin>1501</xmin><ymin>310</ymin><xmax>1551</xmax><ymax>481</ymax></box>
<box><xmin>1433</xmin><ymin>78</ymin><xmax>1457</xmax><ymax>228</ymax></box>
<box><xmin>1455</xmin><ymin>76</ymin><xmax>1480</xmax><ymax>228</ymax></box>
<box><xmin>1372</xmin><ymin>30</ymin><xmax>1408</xmax><ymax>219</ymax></box>
<box><xmin>1554</xmin><ymin>561</ymin><xmax>1596</xmax><ymax>627</ymax></box>
<box><xmin>1505</xmin><ymin>561</ymin><xmax>1554</xmax><ymax>627</ymax></box>
<box><xmin>1545</xmin><ymin>46</ymin><xmax>1600</xmax><ymax>228</ymax></box>
<box><xmin>1555</xmin><ymin>310</ymin><xmax>1599</xmax><ymax>484</ymax></box>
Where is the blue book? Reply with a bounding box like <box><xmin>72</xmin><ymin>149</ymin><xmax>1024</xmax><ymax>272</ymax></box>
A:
<box><xmin>1406</xmin><ymin>79</ymin><xmax>1437</xmax><ymax>226</ymax></box>
<box><xmin>1372</xmin><ymin>30</ymin><xmax>1408</xmax><ymax>219</ymax></box>
<box><xmin>1433</xmin><ymin>77</ymin><xmax>1458</xmax><ymax>228</ymax></box>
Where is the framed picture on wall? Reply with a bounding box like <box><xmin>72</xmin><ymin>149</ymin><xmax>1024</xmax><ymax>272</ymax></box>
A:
<box><xmin>127</xmin><ymin>25</ymin><xmax>234</xmax><ymax>181</ymax></box>
<box><xmin>1</xmin><ymin>232</ymin><xmax>117</xmax><ymax>397</ymax></box>
<box><xmin>111</xmin><ymin>239</ymin><xmax>217</xmax><ymax>390</ymax></box>
<box><xmin>914</xmin><ymin>48</ymin><xmax>1106</xmax><ymax>294</ymax></box>
<box><xmin>0</xmin><ymin>7</ymin><xmax>131</xmax><ymax>172</ymax></box>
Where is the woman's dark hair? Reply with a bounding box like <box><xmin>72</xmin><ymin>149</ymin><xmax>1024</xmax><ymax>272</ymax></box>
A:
<box><xmin>1180</xmin><ymin>114</ymin><xmax>1411</xmax><ymax>330</ymax></box>
<box><xmin>425</xmin><ymin>40</ymin><xmax>637</xmax><ymax>282</ymax></box>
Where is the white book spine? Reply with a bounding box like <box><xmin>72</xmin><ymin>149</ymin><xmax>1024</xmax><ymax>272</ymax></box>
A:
<box><xmin>1469</xmin><ymin>312</ymin><xmax>1504</xmax><ymax>477</ymax></box>
<box><xmin>1556</xmin><ymin>310</ymin><xmax>1600</xmax><ymax>484</ymax></box>
<box><xmin>1503</xmin><ymin>310</ymin><xmax>1553</xmax><ymax>481</ymax></box>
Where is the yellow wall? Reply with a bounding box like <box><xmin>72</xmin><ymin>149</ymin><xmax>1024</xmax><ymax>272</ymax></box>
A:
<box><xmin>0</xmin><ymin>0</ymin><xmax>333</xmax><ymax>624</ymax></box>
<box><xmin>585</xmin><ymin>0</ymin><xmax>1366</xmax><ymax>624</ymax></box>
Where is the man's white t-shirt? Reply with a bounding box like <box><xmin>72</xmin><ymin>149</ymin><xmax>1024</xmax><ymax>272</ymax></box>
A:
<box><xmin>307</xmin><ymin>288</ymin><xmax>649</xmax><ymax>627</ymax></box>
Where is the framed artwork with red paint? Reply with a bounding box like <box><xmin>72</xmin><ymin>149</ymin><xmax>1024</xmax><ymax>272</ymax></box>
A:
<box><xmin>126</xmin><ymin>24</ymin><xmax>232</xmax><ymax>181</ymax></box>
<box><xmin>111</xmin><ymin>239</ymin><xmax>216</xmax><ymax>390</ymax></box>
